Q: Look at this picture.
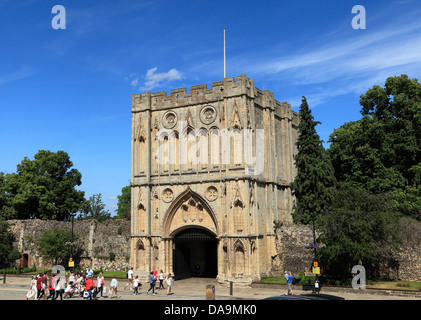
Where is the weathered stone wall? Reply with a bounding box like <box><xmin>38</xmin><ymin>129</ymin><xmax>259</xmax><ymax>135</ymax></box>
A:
<box><xmin>270</xmin><ymin>219</ymin><xmax>421</xmax><ymax>282</ymax></box>
<box><xmin>393</xmin><ymin>218</ymin><xmax>421</xmax><ymax>282</ymax></box>
<box><xmin>271</xmin><ymin>222</ymin><xmax>315</xmax><ymax>276</ymax></box>
<box><xmin>6</xmin><ymin>218</ymin><xmax>421</xmax><ymax>282</ymax></box>
<box><xmin>7</xmin><ymin>219</ymin><xmax>131</xmax><ymax>271</ymax></box>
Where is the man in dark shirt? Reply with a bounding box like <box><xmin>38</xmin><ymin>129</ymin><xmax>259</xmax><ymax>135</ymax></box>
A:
<box><xmin>36</xmin><ymin>273</ymin><xmax>44</xmax><ymax>300</ymax></box>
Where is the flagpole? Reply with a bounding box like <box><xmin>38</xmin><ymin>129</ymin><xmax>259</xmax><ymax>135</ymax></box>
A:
<box><xmin>224</xmin><ymin>27</ymin><xmax>226</xmax><ymax>78</ymax></box>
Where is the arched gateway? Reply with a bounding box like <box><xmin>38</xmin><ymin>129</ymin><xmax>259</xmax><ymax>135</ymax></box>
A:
<box><xmin>130</xmin><ymin>75</ymin><xmax>299</xmax><ymax>284</ymax></box>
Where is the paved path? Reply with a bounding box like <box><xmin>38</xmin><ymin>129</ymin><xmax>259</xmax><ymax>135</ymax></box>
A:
<box><xmin>0</xmin><ymin>275</ymin><xmax>418</xmax><ymax>301</ymax></box>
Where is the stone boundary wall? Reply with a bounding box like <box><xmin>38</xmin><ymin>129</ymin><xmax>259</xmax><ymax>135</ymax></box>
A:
<box><xmin>270</xmin><ymin>219</ymin><xmax>421</xmax><ymax>282</ymax></box>
<box><xmin>5</xmin><ymin>218</ymin><xmax>421</xmax><ymax>281</ymax></box>
<box><xmin>7</xmin><ymin>219</ymin><xmax>131</xmax><ymax>271</ymax></box>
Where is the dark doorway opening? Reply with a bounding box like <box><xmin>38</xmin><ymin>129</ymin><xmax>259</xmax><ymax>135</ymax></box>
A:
<box><xmin>173</xmin><ymin>228</ymin><xmax>217</xmax><ymax>280</ymax></box>
<box><xmin>21</xmin><ymin>253</ymin><xmax>29</xmax><ymax>269</ymax></box>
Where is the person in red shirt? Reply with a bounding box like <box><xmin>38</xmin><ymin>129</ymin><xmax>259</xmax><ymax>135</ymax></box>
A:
<box><xmin>36</xmin><ymin>273</ymin><xmax>44</xmax><ymax>300</ymax></box>
<box><xmin>85</xmin><ymin>275</ymin><xmax>95</xmax><ymax>300</ymax></box>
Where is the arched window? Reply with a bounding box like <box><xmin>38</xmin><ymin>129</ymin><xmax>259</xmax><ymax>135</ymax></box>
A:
<box><xmin>234</xmin><ymin>240</ymin><xmax>245</xmax><ymax>275</ymax></box>
<box><xmin>233</xmin><ymin>199</ymin><xmax>244</xmax><ymax>232</ymax></box>
<box><xmin>198</xmin><ymin>128</ymin><xmax>208</xmax><ymax>168</ymax></box>
<box><xmin>209</xmin><ymin>127</ymin><xmax>220</xmax><ymax>167</ymax></box>
<box><xmin>169</xmin><ymin>131</ymin><xmax>180</xmax><ymax>171</ymax></box>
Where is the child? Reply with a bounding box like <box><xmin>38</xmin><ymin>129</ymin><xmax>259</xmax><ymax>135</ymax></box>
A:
<box><xmin>166</xmin><ymin>273</ymin><xmax>173</xmax><ymax>295</ymax></box>
<box><xmin>133</xmin><ymin>275</ymin><xmax>140</xmax><ymax>295</ymax></box>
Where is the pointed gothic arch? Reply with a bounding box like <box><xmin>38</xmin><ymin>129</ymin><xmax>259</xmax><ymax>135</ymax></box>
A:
<box><xmin>162</xmin><ymin>187</ymin><xmax>219</xmax><ymax>238</ymax></box>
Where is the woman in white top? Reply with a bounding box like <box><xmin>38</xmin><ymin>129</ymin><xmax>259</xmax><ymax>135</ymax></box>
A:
<box><xmin>166</xmin><ymin>273</ymin><xmax>173</xmax><ymax>295</ymax></box>
<box><xmin>158</xmin><ymin>270</ymin><xmax>165</xmax><ymax>290</ymax></box>
<box><xmin>95</xmin><ymin>272</ymin><xmax>105</xmax><ymax>298</ymax></box>
<box><xmin>53</xmin><ymin>277</ymin><xmax>63</xmax><ymax>300</ymax></box>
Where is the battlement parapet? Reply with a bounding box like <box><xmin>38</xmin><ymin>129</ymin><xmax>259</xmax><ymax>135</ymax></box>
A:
<box><xmin>132</xmin><ymin>75</ymin><xmax>298</xmax><ymax>126</ymax></box>
<box><xmin>132</xmin><ymin>74</ymin><xmax>258</xmax><ymax>112</ymax></box>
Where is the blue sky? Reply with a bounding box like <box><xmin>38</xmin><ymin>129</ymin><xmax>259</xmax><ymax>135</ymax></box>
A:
<box><xmin>1</xmin><ymin>0</ymin><xmax>421</xmax><ymax>214</ymax></box>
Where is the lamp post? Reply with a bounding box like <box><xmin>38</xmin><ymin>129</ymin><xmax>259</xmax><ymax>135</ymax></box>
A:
<box><xmin>299</xmin><ymin>208</ymin><xmax>320</xmax><ymax>293</ymax></box>
<box><xmin>65</xmin><ymin>213</ymin><xmax>77</xmax><ymax>272</ymax></box>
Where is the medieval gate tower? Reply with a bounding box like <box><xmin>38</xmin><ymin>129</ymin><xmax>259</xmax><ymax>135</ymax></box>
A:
<box><xmin>130</xmin><ymin>74</ymin><xmax>299</xmax><ymax>285</ymax></box>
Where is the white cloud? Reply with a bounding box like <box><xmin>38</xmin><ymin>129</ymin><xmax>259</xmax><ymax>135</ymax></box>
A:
<box><xmin>242</xmin><ymin>16</ymin><xmax>421</xmax><ymax>109</ymax></box>
<box><xmin>0</xmin><ymin>65</ymin><xmax>34</xmax><ymax>86</ymax></box>
<box><xmin>140</xmin><ymin>67</ymin><xmax>182</xmax><ymax>91</ymax></box>
<box><xmin>130</xmin><ymin>77</ymin><xmax>138</xmax><ymax>87</ymax></box>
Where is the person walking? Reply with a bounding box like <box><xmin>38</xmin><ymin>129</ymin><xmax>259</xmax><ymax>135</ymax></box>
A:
<box><xmin>26</xmin><ymin>275</ymin><xmax>37</xmax><ymax>300</ymax></box>
<box><xmin>95</xmin><ymin>272</ymin><xmax>105</xmax><ymax>298</ymax></box>
<box><xmin>286</xmin><ymin>271</ymin><xmax>294</xmax><ymax>295</ymax></box>
<box><xmin>166</xmin><ymin>273</ymin><xmax>173</xmax><ymax>295</ymax></box>
<box><xmin>146</xmin><ymin>271</ymin><xmax>157</xmax><ymax>295</ymax></box>
<box><xmin>53</xmin><ymin>276</ymin><xmax>63</xmax><ymax>300</ymax></box>
<box><xmin>125</xmin><ymin>267</ymin><xmax>134</xmax><ymax>290</ymax></box>
<box><xmin>109</xmin><ymin>277</ymin><xmax>120</xmax><ymax>299</ymax></box>
<box><xmin>85</xmin><ymin>275</ymin><xmax>95</xmax><ymax>300</ymax></box>
<box><xmin>46</xmin><ymin>274</ymin><xmax>56</xmax><ymax>300</ymax></box>
<box><xmin>36</xmin><ymin>272</ymin><xmax>44</xmax><ymax>300</ymax></box>
<box><xmin>133</xmin><ymin>275</ymin><xmax>140</xmax><ymax>295</ymax></box>
<box><xmin>158</xmin><ymin>270</ymin><xmax>165</xmax><ymax>290</ymax></box>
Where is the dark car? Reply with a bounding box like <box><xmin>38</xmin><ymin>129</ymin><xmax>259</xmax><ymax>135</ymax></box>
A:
<box><xmin>300</xmin><ymin>293</ymin><xmax>345</xmax><ymax>300</ymax></box>
<box><xmin>263</xmin><ymin>294</ymin><xmax>345</xmax><ymax>300</ymax></box>
<box><xmin>263</xmin><ymin>295</ymin><xmax>322</xmax><ymax>300</ymax></box>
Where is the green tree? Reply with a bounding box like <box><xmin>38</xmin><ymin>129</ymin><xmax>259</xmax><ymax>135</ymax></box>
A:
<box><xmin>36</xmin><ymin>227</ymin><xmax>83</xmax><ymax>266</ymax></box>
<box><xmin>328</xmin><ymin>117</ymin><xmax>406</xmax><ymax>194</ymax></box>
<box><xmin>0</xmin><ymin>173</ymin><xmax>17</xmax><ymax>219</ymax></box>
<box><xmin>80</xmin><ymin>193</ymin><xmax>111</xmax><ymax>222</ymax></box>
<box><xmin>2</xmin><ymin>150</ymin><xmax>86</xmax><ymax>221</ymax></box>
<box><xmin>360</xmin><ymin>74</ymin><xmax>421</xmax><ymax>183</ymax></box>
<box><xmin>0</xmin><ymin>220</ymin><xmax>16</xmax><ymax>268</ymax></box>
<box><xmin>291</xmin><ymin>97</ymin><xmax>336</xmax><ymax>224</ymax></box>
<box><xmin>318</xmin><ymin>185</ymin><xmax>401</xmax><ymax>279</ymax></box>
<box><xmin>392</xmin><ymin>162</ymin><xmax>421</xmax><ymax>220</ymax></box>
<box><xmin>329</xmin><ymin>75</ymin><xmax>421</xmax><ymax>194</ymax></box>
<box><xmin>115</xmin><ymin>185</ymin><xmax>131</xmax><ymax>220</ymax></box>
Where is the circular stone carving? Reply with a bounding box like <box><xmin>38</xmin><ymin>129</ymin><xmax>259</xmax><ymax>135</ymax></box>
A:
<box><xmin>163</xmin><ymin>111</ymin><xmax>177</xmax><ymax>129</ymax></box>
<box><xmin>206</xmin><ymin>186</ymin><xmax>218</xmax><ymax>202</ymax></box>
<box><xmin>200</xmin><ymin>106</ymin><xmax>217</xmax><ymax>125</ymax></box>
<box><xmin>162</xmin><ymin>188</ymin><xmax>174</xmax><ymax>203</ymax></box>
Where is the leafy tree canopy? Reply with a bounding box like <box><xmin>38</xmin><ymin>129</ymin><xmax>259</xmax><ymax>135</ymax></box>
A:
<box><xmin>318</xmin><ymin>184</ymin><xmax>401</xmax><ymax>279</ymax></box>
<box><xmin>79</xmin><ymin>193</ymin><xmax>111</xmax><ymax>222</ymax></box>
<box><xmin>1</xmin><ymin>150</ymin><xmax>86</xmax><ymax>221</ymax></box>
<box><xmin>0</xmin><ymin>220</ymin><xmax>15</xmax><ymax>268</ymax></box>
<box><xmin>115</xmin><ymin>185</ymin><xmax>131</xmax><ymax>220</ymax></box>
<box><xmin>329</xmin><ymin>74</ymin><xmax>421</xmax><ymax>194</ymax></box>
<box><xmin>36</xmin><ymin>227</ymin><xmax>83</xmax><ymax>266</ymax></box>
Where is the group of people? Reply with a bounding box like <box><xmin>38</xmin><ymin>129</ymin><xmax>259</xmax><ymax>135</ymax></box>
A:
<box><xmin>27</xmin><ymin>269</ymin><xmax>120</xmax><ymax>300</ymax></box>
<box><xmin>125</xmin><ymin>267</ymin><xmax>174</xmax><ymax>296</ymax></box>
<box><xmin>27</xmin><ymin>271</ymin><xmax>69</xmax><ymax>300</ymax></box>
<box><xmin>27</xmin><ymin>267</ymin><xmax>175</xmax><ymax>300</ymax></box>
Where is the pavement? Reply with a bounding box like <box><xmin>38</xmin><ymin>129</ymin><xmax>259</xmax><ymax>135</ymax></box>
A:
<box><xmin>0</xmin><ymin>274</ymin><xmax>420</xmax><ymax>301</ymax></box>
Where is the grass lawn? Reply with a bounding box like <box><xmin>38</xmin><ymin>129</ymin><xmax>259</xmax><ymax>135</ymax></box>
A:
<box><xmin>366</xmin><ymin>280</ymin><xmax>421</xmax><ymax>291</ymax></box>
<box><xmin>101</xmin><ymin>271</ymin><xmax>127</xmax><ymax>278</ymax></box>
<box><xmin>261</xmin><ymin>276</ymin><xmax>421</xmax><ymax>291</ymax></box>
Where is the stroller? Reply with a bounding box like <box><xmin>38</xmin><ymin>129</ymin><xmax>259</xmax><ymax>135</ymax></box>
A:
<box><xmin>64</xmin><ymin>282</ymin><xmax>76</xmax><ymax>298</ymax></box>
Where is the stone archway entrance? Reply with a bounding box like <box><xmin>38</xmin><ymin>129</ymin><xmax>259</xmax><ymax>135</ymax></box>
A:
<box><xmin>161</xmin><ymin>187</ymin><xmax>220</xmax><ymax>280</ymax></box>
<box><xmin>173</xmin><ymin>227</ymin><xmax>217</xmax><ymax>280</ymax></box>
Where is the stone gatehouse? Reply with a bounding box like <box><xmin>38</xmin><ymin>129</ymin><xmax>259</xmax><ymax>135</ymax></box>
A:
<box><xmin>130</xmin><ymin>75</ymin><xmax>299</xmax><ymax>285</ymax></box>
